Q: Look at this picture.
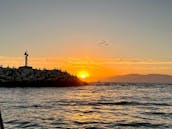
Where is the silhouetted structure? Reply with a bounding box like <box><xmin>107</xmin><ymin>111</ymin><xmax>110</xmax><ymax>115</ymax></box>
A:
<box><xmin>24</xmin><ymin>50</ymin><xmax>28</xmax><ymax>67</ymax></box>
<box><xmin>0</xmin><ymin>109</ymin><xmax>4</xmax><ymax>129</ymax></box>
<box><xmin>19</xmin><ymin>50</ymin><xmax>32</xmax><ymax>69</ymax></box>
<box><xmin>0</xmin><ymin>51</ymin><xmax>87</xmax><ymax>87</ymax></box>
<box><xmin>0</xmin><ymin>67</ymin><xmax>87</xmax><ymax>87</ymax></box>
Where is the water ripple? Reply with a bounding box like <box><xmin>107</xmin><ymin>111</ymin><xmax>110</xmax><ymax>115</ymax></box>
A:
<box><xmin>0</xmin><ymin>83</ymin><xmax>172</xmax><ymax>128</ymax></box>
<box><xmin>114</xmin><ymin>122</ymin><xmax>168</xmax><ymax>128</ymax></box>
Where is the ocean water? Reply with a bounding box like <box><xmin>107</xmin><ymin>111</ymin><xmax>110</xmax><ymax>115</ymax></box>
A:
<box><xmin>0</xmin><ymin>83</ymin><xmax>172</xmax><ymax>129</ymax></box>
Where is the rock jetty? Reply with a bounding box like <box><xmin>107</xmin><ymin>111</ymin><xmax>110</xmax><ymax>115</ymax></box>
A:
<box><xmin>0</xmin><ymin>66</ymin><xmax>87</xmax><ymax>87</ymax></box>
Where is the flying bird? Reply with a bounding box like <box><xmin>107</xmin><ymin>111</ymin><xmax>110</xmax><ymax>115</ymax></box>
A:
<box><xmin>98</xmin><ymin>40</ymin><xmax>110</xmax><ymax>46</ymax></box>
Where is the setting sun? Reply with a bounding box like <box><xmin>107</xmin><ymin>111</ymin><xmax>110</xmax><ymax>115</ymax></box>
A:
<box><xmin>77</xmin><ymin>70</ymin><xmax>90</xmax><ymax>79</ymax></box>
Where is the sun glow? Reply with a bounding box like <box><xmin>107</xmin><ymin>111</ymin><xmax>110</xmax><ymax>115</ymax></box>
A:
<box><xmin>77</xmin><ymin>70</ymin><xmax>90</xmax><ymax>79</ymax></box>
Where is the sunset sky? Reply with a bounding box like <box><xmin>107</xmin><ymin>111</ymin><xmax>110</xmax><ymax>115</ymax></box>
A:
<box><xmin>0</xmin><ymin>0</ymin><xmax>172</xmax><ymax>81</ymax></box>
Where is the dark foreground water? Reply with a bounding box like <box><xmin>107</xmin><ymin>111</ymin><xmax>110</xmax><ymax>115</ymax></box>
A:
<box><xmin>0</xmin><ymin>83</ymin><xmax>172</xmax><ymax>129</ymax></box>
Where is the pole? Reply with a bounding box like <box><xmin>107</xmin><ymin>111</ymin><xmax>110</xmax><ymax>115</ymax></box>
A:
<box><xmin>0</xmin><ymin>109</ymin><xmax>4</xmax><ymax>129</ymax></box>
<box><xmin>25</xmin><ymin>55</ymin><xmax>27</xmax><ymax>67</ymax></box>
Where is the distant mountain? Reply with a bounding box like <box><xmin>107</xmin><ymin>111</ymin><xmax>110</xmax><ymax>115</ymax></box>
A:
<box><xmin>103</xmin><ymin>74</ymin><xmax>172</xmax><ymax>83</ymax></box>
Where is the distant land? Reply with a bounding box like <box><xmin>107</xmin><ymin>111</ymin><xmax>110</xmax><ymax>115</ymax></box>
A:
<box><xmin>103</xmin><ymin>74</ymin><xmax>172</xmax><ymax>83</ymax></box>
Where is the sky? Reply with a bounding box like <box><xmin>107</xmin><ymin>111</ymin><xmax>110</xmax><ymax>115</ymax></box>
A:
<box><xmin>0</xmin><ymin>0</ymin><xmax>172</xmax><ymax>81</ymax></box>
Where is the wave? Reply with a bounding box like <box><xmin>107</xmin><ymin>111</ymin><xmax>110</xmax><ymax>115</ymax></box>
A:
<box><xmin>96</xmin><ymin>101</ymin><xmax>171</xmax><ymax>106</ymax></box>
<box><xmin>143</xmin><ymin>112</ymin><xmax>172</xmax><ymax>118</ymax></box>
<box><xmin>58</xmin><ymin>100</ymin><xmax>171</xmax><ymax>107</ymax></box>
<box><xmin>5</xmin><ymin>120</ymin><xmax>42</xmax><ymax>128</ymax></box>
<box><xmin>11</xmin><ymin>104</ymin><xmax>53</xmax><ymax>109</ymax></box>
<box><xmin>74</xmin><ymin>121</ymin><xmax>100</xmax><ymax>125</ymax></box>
<box><xmin>114</xmin><ymin>122</ymin><xmax>168</xmax><ymax>128</ymax></box>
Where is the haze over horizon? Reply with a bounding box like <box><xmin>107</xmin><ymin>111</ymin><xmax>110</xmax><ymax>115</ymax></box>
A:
<box><xmin>0</xmin><ymin>0</ymin><xmax>172</xmax><ymax>81</ymax></box>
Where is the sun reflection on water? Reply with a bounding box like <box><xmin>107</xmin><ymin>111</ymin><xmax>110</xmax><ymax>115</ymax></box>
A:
<box><xmin>1</xmin><ymin>84</ymin><xmax>172</xmax><ymax>128</ymax></box>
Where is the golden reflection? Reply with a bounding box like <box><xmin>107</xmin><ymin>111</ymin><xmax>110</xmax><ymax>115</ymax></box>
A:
<box><xmin>69</xmin><ymin>112</ymin><xmax>100</xmax><ymax>122</ymax></box>
<box><xmin>64</xmin><ymin>105</ymin><xmax>138</xmax><ymax>124</ymax></box>
<box><xmin>48</xmin><ymin>86</ymin><xmax>145</xmax><ymax>124</ymax></box>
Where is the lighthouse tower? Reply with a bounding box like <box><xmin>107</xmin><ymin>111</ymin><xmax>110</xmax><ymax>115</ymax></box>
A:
<box><xmin>19</xmin><ymin>50</ymin><xmax>32</xmax><ymax>69</ymax></box>
<box><xmin>24</xmin><ymin>51</ymin><xmax>28</xmax><ymax>67</ymax></box>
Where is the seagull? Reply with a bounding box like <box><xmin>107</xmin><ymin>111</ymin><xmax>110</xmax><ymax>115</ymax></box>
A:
<box><xmin>98</xmin><ymin>40</ymin><xmax>109</xmax><ymax>46</ymax></box>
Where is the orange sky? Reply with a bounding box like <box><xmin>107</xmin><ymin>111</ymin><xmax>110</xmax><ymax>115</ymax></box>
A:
<box><xmin>1</xmin><ymin>56</ymin><xmax>172</xmax><ymax>82</ymax></box>
<box><xmin>0</xmin><ymin>1</ymin><xmax>171</xmax><ymax>82</ymax></box>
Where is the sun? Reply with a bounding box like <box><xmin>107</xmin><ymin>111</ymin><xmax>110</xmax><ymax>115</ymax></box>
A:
<box><xmin>77</xmin><ymin>70</ymin><xmax>90</xmax><ymax>79</ymax></box>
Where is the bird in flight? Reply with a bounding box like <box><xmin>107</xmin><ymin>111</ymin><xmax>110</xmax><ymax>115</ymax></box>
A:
<box><xmin>98</xmin><ymin>40</ymin><xmax>109</xmax><ymax>46</ymax></box>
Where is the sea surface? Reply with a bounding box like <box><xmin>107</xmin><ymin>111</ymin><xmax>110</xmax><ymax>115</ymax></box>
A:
<box><xmin>0</xmin><ymin>83</ymin><xmax>172</xmax><ymax>129</ymax></box>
